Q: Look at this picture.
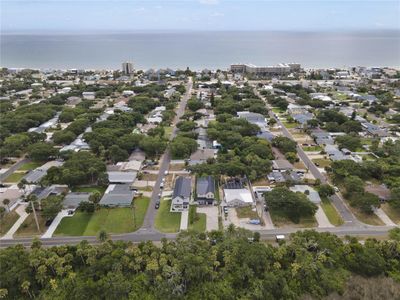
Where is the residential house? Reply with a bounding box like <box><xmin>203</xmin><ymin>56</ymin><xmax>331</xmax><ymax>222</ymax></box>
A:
<box><xmin>107</xmin><ymin>171</ymin><xmax>137</xmax><ymax>184</ymax></box>
<box><xmin>62</xmin><ymin>192</ymin><xmax>90</xmax><ymax>209</ymax></box>
<box><xmin>99</xmin><ymin>184</ymin><xmax>134</xmax><ymax>207</ymax></box>
<box><xmin>171</xmin><ymin>176</ymin><xmax>191</xmax><ymax>212</ymax></box>
<box><xmin>195</xmin><ymin>176</ymin><xmax>215</xmax><ymax>205</ymax></box>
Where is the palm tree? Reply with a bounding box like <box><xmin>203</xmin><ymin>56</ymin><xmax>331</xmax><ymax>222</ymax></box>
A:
<box><xmin>3</xmin><ymin>198</ymin><xmax>10</xmax><ymax>212</ymax></box>
<box><xmin>97</xmin><ymin>229</ymin><xmax>109</xmax><ymax>243</ymax></box>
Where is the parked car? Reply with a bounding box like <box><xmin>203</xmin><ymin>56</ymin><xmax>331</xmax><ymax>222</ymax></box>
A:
<box><xmin>249</xmin><ymin>219</ymin><xmax>261</xmax><ymax>225</ymax></box>
<box><xmin>155</xmin><ymin>201</ymin><xmax>160</xmax><ymax>209</ymax></box>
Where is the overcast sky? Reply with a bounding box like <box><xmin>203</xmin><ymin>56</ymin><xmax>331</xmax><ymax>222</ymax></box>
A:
<box><xmin>1</xmin><ymin>0</ymin><xmax>400</xmax><ymax>33</ymax></box>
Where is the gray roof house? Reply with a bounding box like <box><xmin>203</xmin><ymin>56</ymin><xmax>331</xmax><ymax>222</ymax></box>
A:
<box><xmin>171</xmin><ymin>177</ymin><xmax>191</xmax><ymax>212</ymax></box>
<box><xmin>63</xmin><ymin>192</ymin><xmax>90</xmax><ymax>209</ymax></box>
<box><xmin>99</xmin><ymin>184</ymin><xmax>134</xmax><ymax>207</ymax></box>
<box><xmin>196</xmin><ymin>176</ymin><xmax>215</xmax><ymax>205</ymax></box>
<box><xmin>23</xmin><ymin>169</ymin><xmax>47</xmax><ymax>183</ymax></box>
<box><xmin>107</xmin><ymin>171</ymin><xmax>137</xmax><ymax>184</ymax></box>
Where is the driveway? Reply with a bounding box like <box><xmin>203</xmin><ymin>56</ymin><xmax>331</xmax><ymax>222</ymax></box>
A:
<box><xmin>197</xmin><ymin>206</ymin><xmax>219</xmax><ymax>231</ymax></box>
<box><xmin>1</xmin><ymin>203</ymin><xmax>29</xmax><ymax>239</ymax></box>
<box><xmin>315</xmin><ymin>205</ymin><xmax>334</xmax><ymax>228</ymax></box>
<box><xmin>42</xmin><ymin>209</ymin><xmax>71</xmax><ymax>238</ymax></box>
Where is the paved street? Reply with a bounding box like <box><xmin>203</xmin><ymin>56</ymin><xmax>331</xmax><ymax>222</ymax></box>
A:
<box><xmin>254</xmin><ymin>87</ymin><xmax>360</xmax><ymax>227</ymax></box>
<box><xmin>0</xmin><ymin>158</ymin><xmax>29</xmax><ymax>183</ymax></box>
<box><xmin>141</xmin><ymin>78</ymin><xmax>193</xmax><ymax>231</ymax></box>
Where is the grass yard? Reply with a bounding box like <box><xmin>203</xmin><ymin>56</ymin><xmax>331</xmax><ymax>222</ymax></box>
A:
<box><xmin>270</xmin><ymin>210</ymin><xmax>317</xmax><ymax>228</ymax></box>
<box><xmin>293</xmin><ymin>161</ymin><xmax>306</xmax><ymax>169</ymax></box>
<box><xmin>381</xmin><ymin>203</ymin><xmax>400</xmax><ymax>225</ymax></box>
<box><xmin>188</xmin><ymin>206</ymin><xmax>206</xmax><ymax>232</ymax></box>
<box><xmin>17</xmin><ymin>161</ymin><xmax>44</xmax><ymax>171</ymax></box>
<box><xmin>320</xmin><ymin>197</ymin><xmax>344</xmax><ymax>226</ymax></box>
<box><xmin>164</xmin><ymin>126</ymin><xmax>173</xmax><ymax>139</ymax></box>
<box><xmin>141</xmin><ymin>173</ymin><xmax>159</xmax><ymax>181</ymax></box>
<box><xmin>169</xmin><ymin>163</ymin><xmax>186</xmax><ymax>171</ymax></box>
<box><xmin>55</xmin><ymin>197</ymin><xmax>150</xmax><ymax>236</ymax></box>
<box><xmin>15</xmin><ymin>213</ymin><xmax>47</xmax><ymax>237</ymax></box>
<box><xmin>351</xmin><ymin>207</ymin><xmax>385</xmax><ymax>226</ymax></box>
<box><xmin>3</xmin><ymin>172</ymin><xmax>25</xmax><ymax>183</ymax></box>
<box><xmin>302</xmin><ymin>146</ymin><xmax>322</xmax><ymax>152</ymax></box>
<box><xmin>236</xmin><ymin>206</ymin><xmax>259</xmax><ymax>219</ymax></box>
<box><xmin>154</xmin><ymin>199</ymin><xmax>181</xmax><ymax>233</ymax></box>
<box><xmin>0</xmin><ymin>211</ymin><xmax>19</xmax><ymax>236</ymax></box>
<box><xmin>282</xmin><ymin>121</ymin><xmax>298</xmax><ymax>129</ymax></box>
<box><xmin>312</xmin><ymin>158</ymin><xmax>331</xmax><ymax>168</ymax></box>
<box><xmin>71</xmin><ymin>186</ymin><xmax>107</xmax><ymax>195</ymax></box>
<box><xmin>272</xmin><ymin>107</ymin><xmax>285</xmax><ymax>113</ymax></box>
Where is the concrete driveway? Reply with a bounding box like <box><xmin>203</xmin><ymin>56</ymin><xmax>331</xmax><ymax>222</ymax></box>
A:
<box><xmin>197</xmin><ymin>206</ymin><xmax>219</xmax><ymax>231</ymax></box>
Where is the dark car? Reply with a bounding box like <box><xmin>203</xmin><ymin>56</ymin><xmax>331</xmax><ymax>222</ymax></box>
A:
<box><xmin>45</xmin><ymin>219</ymin><xmax>54</xmax><ymax>227</ymax></box>
<box><xmin>155</xmin><ymin>201</ymin><xmax>160</xmax><ymax>209</ymax></box>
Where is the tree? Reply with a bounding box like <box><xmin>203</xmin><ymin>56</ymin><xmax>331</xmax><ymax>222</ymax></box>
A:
<box><xmin>343</xmin><ymin>176</ymin><xmax>364</xmax><ymax>198</ymax></box>
<box><xmin>318</xmin><ymin>184</ymin><xmax>335</xmax><ymax>198</ymax></box>
<box><xmin>139</xmin><ymin>136</ymin><xmax>167</xmax><ymax>158</ymax></box>
<box><xmin>89</xmin><ymin>191</ymin><xmax>101</xmax><ymax>205</ymax></box>
<box><xmin>98</xmin><ymin>229</ymin><xmax>109</xmax><ymax>242</ymax></box>
<box><xmin>2</xmin><ymin>198</ymin><xmax>10</xmax><ymax>211</ymax></box>
<box><xmin>27</xmin><ymin>143</ymin><xmax>58</xmax><ymax>161</ymax></box>
<box><xmin>336</xmin><ymin>135</ymin><xmax>362</xmax><ymax>152</ymax></box>
<box><xmin>272</xmin><ymin>136</ymin><xmax>297</xmax><ymax>154</ymax></box>
<box><xmin>170</xmin><ymin>136</ymin><xmax>198</xmax><ymax>159</ymax></box>
<box><xmin>108</xmin><ymin>145</ymin><xmax>129</xmax><ymax>164</ymax></box>
<box><xmin>41</xmin><ymin>196</ymin><xmax>63</xmax><ymax>220</ymax></box>
<box><xmin>389</xmin><ymin>228</ymin><xmax>400</xmax><ymax>241</ymax></box>
<box><xmin>264</xmin><ymin>187</ymin><xmax>317</xmax><ymax>223</ymax></box>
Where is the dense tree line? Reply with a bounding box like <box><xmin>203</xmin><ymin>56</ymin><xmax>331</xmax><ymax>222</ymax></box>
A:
<box><xmin>1</xmin><ymin>229</ymin><xmax>400</xmax><ymax>299</ymax></box>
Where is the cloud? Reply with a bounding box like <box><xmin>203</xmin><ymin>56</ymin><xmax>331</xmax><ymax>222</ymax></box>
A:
<box><xmin>210</xmin><ymin>12</ymin><xmax>224</xmax><ymax>17</ymax></box>
<box><xmin>199</xmin><ymin>0</ymin><xmax>219</xmax><ymax>5</ymax></box>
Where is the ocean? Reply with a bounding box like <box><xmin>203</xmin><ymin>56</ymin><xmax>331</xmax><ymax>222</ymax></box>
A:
<box><xmin>1</xmin><ymin>30</ymin><xmax>399</xmax><ymax>70</ymax></box>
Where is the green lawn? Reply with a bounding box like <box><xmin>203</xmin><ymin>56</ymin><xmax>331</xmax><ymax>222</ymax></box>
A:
<box><xmin>270</xmin><ymin>210</ymin><xmax>317</xmax><ymax>228</ymax></box>
<box><xmin>312</xmin><ymin>158</ymin><xmax>331</xmax><ymax>168</ymax></box>
<box><xmin>282</xmin><ymin>121</ymin><xmax>298</xmax><ymax>129</ymax></box>
<box><xmin>154</xmin><ymin>200</ymin><xmax>181</xmax><ymax>233</ymax></box>
<box><xmin>164</xmin><ymin>126</ymin><xmax>173</xmax><ymax>139</ymax></box>
<box><xmin>350</xmin><ymin>207</ymin><xmax>384</xmax><ymax>226</ymax></box>
<box><xmin>381</xmin><ymin>203</ymin><xmax>400</xmax><ymax>225</ymax></box>
<box><xmin>3</xmin><ymin>172</ymin><xmax>25</xmax><ymax>183</ymax></box>
<box><xmin>303</xmin><ymin>146</ymin><xmax>322</xmax><ymax>152</ymax></box>
<box><xmin>17</xmin><ymin>161</ymin><xmax>44</xmax><ymax>171</ymax></box>
<box><xmin>320</xmin><ymin>197</ymin><xmax>344</xmax><ymax>226</ymax></box>
<box><xmin>55</xmin><ymin>197</ymin><xmax>150</xmax><ymax>236</ymax></box>
<box><xmin>272</xmin><ymin>107</ymin><xmax>285</xmax><ymax>113</ymax></box>
<box><xmin>236</xmin><ymin>206</ymin><xmax>259</xmax><ymax>219</ymax></box>
<box><xmin>0</xmin><ymin>211</ymin><xmax>19</xmax><ymax>236</ymax></box>
<box><xmin>71</xmin><ymin>186</ymin><xmax>107</xmax><ymax>195</ymax></box>
<box><xmin>188</xmin><ymin>206</ymin><xmax>206</xmax><ymax>232</ymax></box>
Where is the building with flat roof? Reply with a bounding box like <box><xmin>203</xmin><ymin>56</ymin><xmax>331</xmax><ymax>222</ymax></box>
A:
<box><xmin>230</xmin><ymin>63</ymin><xmax>301</xmax><ymax>77</ymax></box>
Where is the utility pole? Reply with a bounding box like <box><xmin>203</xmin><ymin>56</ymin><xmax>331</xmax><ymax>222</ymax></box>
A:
<box><xmin>132</xmin><ymin>199</ymin><xmax>136</xmax><ymax>229</ymax></box>
<box><xmin>31</xmin><ymin>201</ymin><xmax>41</xmax><ymax>233</ymax></box>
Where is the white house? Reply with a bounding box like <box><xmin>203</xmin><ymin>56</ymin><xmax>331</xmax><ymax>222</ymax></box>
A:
<box><xmin>224</xmin><ymin>188</ymin><xmax>253</xmax><ymax>207</ymax></box>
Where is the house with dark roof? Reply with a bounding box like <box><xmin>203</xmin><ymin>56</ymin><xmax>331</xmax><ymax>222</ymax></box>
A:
<box><xmin>195</xmin><ymin>176</ymin><xmax>215</xmax><ymax>205</ymax></box>
<box><xmin>171</xmin><ymin>176</ymin><xmax>191</xmax><ymax>212</ymax></box>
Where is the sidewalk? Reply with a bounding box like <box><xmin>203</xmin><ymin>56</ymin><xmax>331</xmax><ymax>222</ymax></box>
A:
<box><xmin>42</xmin><ymin>209</ymin><xmax>70</xmax><ymax>238</ymax></box>
<box><xmin>1</xmin><ymin>204</ymin><xmax>29</xmax><ymax>239</ymax></box>
<box><xmin>180</xmin><ymin>210</ymin><xmax>188</xmax><ymax>231</ymax></box>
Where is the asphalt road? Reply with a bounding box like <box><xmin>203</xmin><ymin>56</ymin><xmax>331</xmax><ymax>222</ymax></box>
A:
<box><xmin>254</xmin><ymin>87</ymin><xmax>360</xmax><ymax>227</ymax></box>
<box><xmin>0</xmin><ymin>158</ymin><xmax>30</xmax><ymax>183</ymax></box>
<box><xmin>141</xmin><ymin>78</ymin><xmax>193</xmax><ymax>230</ymax></box>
